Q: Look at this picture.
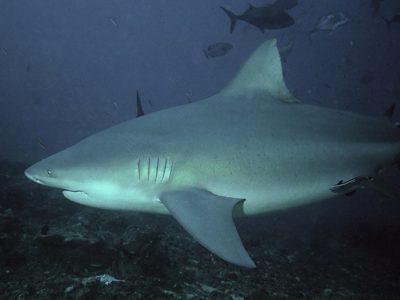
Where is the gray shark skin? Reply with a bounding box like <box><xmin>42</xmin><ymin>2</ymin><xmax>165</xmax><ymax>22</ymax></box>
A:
<box><xmin>25</xmin><ymin>39</ymin><xmax>400</xmax><ymax>268</ymax></box>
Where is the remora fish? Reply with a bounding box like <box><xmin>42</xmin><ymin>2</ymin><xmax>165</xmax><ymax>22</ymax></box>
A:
<box><xmin>221</xmin><ymin>1</ymin><xmax>295</xmax><ymax>33</ymax></box>
<box><xmin>203</xmin><ymin>42</ymin><xmax>233</xmax><ymax>58</ymax></box>
<box><xmin>25</xmin><ymin>39</ymin><xmax>400</xmax><ymax>268</ymax></box>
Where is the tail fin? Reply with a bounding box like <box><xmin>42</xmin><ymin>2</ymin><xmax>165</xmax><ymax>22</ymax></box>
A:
<box><xmin>220</xmin><ymin>7</ymin><xmax>238</xmax><ymax>33</ymax></box>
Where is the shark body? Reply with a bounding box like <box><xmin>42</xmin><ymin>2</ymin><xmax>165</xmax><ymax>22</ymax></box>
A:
<box><xmin>25</xmin><ymin>39</ymin><xmax>400</xmax><ymax>268</ymax></box>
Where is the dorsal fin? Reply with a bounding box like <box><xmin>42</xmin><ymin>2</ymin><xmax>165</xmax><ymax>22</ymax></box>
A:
<box><xmin>136</xmin><ymin>90</ymin><xmax>144</xmax><ymax>118</ymax></box>
<box><xmin>220</xmin><ymin>39</ymin><xmax>298</xmax><ymax>103</ymax></box>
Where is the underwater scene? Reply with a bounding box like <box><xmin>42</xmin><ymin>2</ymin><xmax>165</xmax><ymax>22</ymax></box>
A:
<box><xmin>1</xmin><ymin>0</ymin><xmax>400</xmax><ymax>299</ymax></box>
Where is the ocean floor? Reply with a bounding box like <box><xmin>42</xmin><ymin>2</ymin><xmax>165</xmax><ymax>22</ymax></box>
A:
<box><xmin>1</xmin><ymin>158</ymin><xmax>400</xmax><ymax>299</ymax></box>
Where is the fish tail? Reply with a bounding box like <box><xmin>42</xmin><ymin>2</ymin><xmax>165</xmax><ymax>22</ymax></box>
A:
<box><xmin>202</xmin><ymin>49</ymin><xmax>209</xmax><ymax>59</ymax></box>
<box><xmin>220</xmin><ymin>7</ymin><xmax>238</xmax><ymax>33</ymax></box>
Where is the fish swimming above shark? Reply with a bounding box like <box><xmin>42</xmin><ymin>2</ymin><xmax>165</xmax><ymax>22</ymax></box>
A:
<box><xmin>221</xmin><ymin>0</ymin><xmax>296</xmax><ymax>34</ymax></box>
<box><xmin>25</xmin><ymin>39</ymin><xmax>400</xmax><ymax>268</ymax></box>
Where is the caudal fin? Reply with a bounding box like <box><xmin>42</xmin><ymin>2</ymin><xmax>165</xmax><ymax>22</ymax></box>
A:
<box><xmin>221</xmin><ymin>7</ymin><xmax>238</xmax><ymax>33</ymax></box>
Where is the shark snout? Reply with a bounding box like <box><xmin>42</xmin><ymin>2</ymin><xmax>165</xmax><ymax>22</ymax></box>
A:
<box><xmin>25</xmin><ymin>164</ymin><xmax>54</xmax><ymax>186</ymax></box>
<box><xmin>25</xmin><ymin>163</ymin><xmax>59</xmax><ymax>187</ymax></box>
<box><xmin>25</xmin><ymin>162</ymin><xmax>87</xmax><ymax>194</ymax></box>
<box><xmin>24</xmin><ymin>168</ymin><xmax>45</xmax><ymax>185</ymax></box>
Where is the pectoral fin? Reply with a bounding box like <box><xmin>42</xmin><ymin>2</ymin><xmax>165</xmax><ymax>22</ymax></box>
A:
<box><xmin>160</xmin><ymin>188</ymin><xmax>255</xmax><ymax>268</ymax></box>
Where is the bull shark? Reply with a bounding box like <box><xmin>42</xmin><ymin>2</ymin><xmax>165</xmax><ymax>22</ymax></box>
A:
<box><xmin>25</xmin><ymin>39</ymin><xmax>400</xmax><ymax>268</ymax></box>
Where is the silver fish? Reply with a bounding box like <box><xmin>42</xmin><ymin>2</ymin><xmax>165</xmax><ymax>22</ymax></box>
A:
<box><xmin>203</xmin><ymin>42</ymin><xmax>233</xmax><ymax>58</ymax></box>
<box><xmin>316</xmin><ymin>12</ymin><xmax>351</xmax><ymax>32</ymax></box>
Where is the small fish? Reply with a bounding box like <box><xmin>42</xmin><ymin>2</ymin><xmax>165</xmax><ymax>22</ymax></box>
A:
<box><xmin>203</xmin><ymin>42</ymin><xmax>233</xmax><ymax>58</ymax></box>
<box><xmin>384</xmin><ymin>10</ymin><xmax>400</xmax><ymax>31</ymax></box>
<box><xmin>315</xmin><ymin>12</ymin><xmax>351</xmax><ymax>32</ymax></box>
<box><xmin>305</xmin><ymin>12</ymin><xmax>350</xmax><ymax>43</ymax></box>
<box><xmin>1</xmin><ymin>48</ymin><xmax>8</xmax><ymax>56</ymax></box>
<box><xmin>221</xmin><ymin>1</ymin><xmax>295</xmax><ymax>34</ymax></box>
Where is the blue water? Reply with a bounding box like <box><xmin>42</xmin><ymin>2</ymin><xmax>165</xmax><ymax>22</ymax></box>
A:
<box><xmin>1</xmin><ymin>0</ymin><xmax>400</xmax><ymax>298</ymax></box>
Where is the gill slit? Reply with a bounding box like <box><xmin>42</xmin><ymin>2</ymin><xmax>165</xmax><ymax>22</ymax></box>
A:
<box><xmin>170</xmin><ymin>159</ymin><xmax>174</xmax><ymax>180</ymax></box>
<box><xmin>155</xmin><ymin>157</ymin><xmax>159</xmax><ymax>183</ymax></box>
<box><xmin>161</xmin><ymin>159</ymin><xmax>168</xmax><ymax>182</ymax></box>
<box><xmin>147</xmin><ymin>157</ymin><xmax>150</xmax><ymax>183</ymax></box>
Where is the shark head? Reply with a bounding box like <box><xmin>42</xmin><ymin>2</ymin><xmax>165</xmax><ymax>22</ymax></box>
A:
<box><xmin>25</xmin><ymin>143</ymin><xmax>112</xmax><ymax>206</ymax></box>
<box><xmin>25</xmin><ymin>148</ymin><xmax>83</xmax><ymax>190</ymax></box>
<box><xmin>24</xmin><ymin>132</ymin><xmax>164</xmax><ymax>212</ymax></box>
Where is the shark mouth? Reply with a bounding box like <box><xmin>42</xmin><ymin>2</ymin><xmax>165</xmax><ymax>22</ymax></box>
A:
<box><xmin>24</xmin><ymin>171</ymin><xmax>45</xmax><ymax>185</ymax></box>
<box><xmin>25</xmin><ymin>170</ymin><xmax>87</xmax><ymax>197</ymax></box>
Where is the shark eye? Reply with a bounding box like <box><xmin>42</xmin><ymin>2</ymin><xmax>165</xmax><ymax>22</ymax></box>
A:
<box><xmin>46</xmin><ymin>169</ymin><xmax>53</xmax><ymax>177</ymax></box>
